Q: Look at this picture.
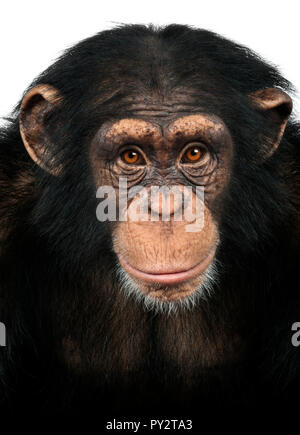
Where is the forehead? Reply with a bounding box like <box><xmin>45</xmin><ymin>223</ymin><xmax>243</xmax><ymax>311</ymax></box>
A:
<box><xmin>94</xmin><ymin>81</ymin><xmax>226</xmax><ymax>124</ymax></box>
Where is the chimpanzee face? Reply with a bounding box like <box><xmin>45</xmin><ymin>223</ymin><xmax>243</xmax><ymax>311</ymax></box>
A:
<box><xmin>89</xmin><ymin>110</ymin><xmax>232</xmax><ymax>306</ymax></box>
<box><xmin>19</xmin><ymin>84</ymin><xmax>292</xmax><ymax>310</ymax></box>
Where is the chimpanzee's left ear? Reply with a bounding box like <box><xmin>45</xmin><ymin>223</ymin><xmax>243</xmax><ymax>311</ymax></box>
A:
<box><xmin>249</xmin><ymin>88</ymin><xmax>293</xmax><ymax>155</ymax></box>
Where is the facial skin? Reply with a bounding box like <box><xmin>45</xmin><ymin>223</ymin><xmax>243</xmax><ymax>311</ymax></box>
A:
<box><xmin>91</xmin><ymin>113</ymin><xmax>233</xmax><ymax>304</ymax></box>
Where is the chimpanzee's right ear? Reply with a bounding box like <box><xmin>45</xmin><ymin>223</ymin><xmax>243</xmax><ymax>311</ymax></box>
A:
<box><xmin>19</xmin><ymin>84</ymin><xmax>62</xmax><ymax>174</ymax></box>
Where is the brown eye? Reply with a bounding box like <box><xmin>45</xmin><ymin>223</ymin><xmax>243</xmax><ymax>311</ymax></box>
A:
<box><xmin>182</xmin><ymin>144</ymin><xmax>204</xmax><ymax>163</ymax></box>
<box><xmin>121</xmin><ymin>149</ymin><xmax>142</xmax><ymax>165</ymax></box>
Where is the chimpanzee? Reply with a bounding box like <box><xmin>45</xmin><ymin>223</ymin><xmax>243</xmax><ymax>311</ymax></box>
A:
<box><xmin>0</xmin><ymin>24</ymin><xmax>299</xmax><ymax>418</ymax></box>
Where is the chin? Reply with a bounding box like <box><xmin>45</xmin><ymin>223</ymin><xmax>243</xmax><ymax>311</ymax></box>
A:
<box><xmin>116</xmin><ymin>259</ymin><xmax>219</xmax><ymax>315</ymax></box>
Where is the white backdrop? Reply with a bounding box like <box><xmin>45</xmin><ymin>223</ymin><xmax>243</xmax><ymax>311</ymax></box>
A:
<box><xmin>0</xmin><ymin>0</ymin><xmax>299</xmax><ymax>118</ymax></box>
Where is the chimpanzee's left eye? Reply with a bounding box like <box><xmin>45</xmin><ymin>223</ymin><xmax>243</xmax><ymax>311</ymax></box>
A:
<box><xmin>181</xmin><ymin>143</ymin><xmax>207</xmax><ymax>163</ymax></box>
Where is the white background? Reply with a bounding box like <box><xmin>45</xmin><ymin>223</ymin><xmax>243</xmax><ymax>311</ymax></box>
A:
<box><xmin>0</xmin><ymin>0</ymin><xmax>299</xmax><ymax>118</ymax></box>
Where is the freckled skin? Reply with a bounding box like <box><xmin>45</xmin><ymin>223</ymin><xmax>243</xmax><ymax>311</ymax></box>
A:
<box><xmin>91</xmin><ymin>114</ymin><xmax>232</xmax><ymax>301</ymax></box>
<box><xmin>105</xmin><ymin>118</ymin><xmax>162</xmax><ymax>143</ymax></box>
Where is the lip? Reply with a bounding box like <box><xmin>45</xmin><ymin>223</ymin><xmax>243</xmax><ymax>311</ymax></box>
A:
<box><xmin>117</xmin><ymin>249</ymin><xmax>216</xmax><ymax>285</ymax></box>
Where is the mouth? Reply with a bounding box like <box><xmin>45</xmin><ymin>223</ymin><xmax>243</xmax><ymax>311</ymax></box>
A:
<box><xmin>117</xmin><ymin>249</ymin><xmax>216</xmax><ymax>286</ymax></box>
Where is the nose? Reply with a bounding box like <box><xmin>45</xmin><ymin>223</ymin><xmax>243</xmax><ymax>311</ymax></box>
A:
<box><xmin>149</xmin><ymin>186</ymin><xmax>184</xmax><ymax>219</ymax></box>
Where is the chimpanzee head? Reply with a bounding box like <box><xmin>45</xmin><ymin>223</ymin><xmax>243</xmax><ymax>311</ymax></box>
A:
<box><xmin>18</xmin><ymin>25</ymin><xmax>293</xmax><ymax>311</ymax></box>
